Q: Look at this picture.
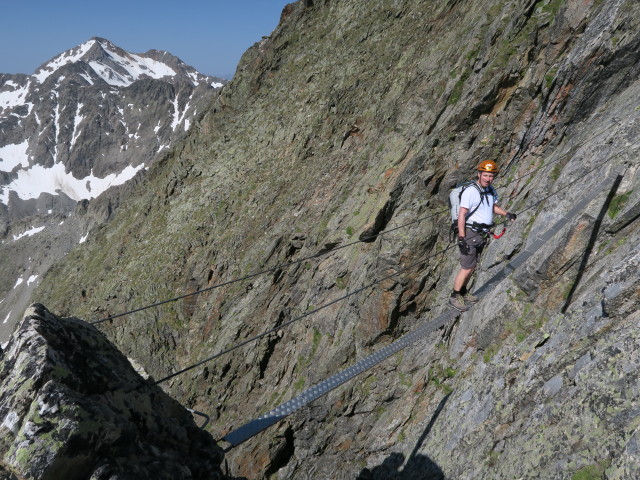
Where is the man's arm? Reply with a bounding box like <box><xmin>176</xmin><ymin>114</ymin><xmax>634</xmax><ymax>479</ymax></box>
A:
<box><xmin>458</xmin><ymin>207</ymin><xmax>468</xmax><ymax>237</ymax></box>
<box><xmin>493</xmin><ymin>204</ymin><xmax>508</xmax><ymax>216</ymax></box>
<box><xmin>494</xmin><ymin>204</ymin><xmax>516</xmax><ymax>220</ymax></box>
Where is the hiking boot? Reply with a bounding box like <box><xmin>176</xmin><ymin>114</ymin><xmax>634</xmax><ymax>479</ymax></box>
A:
<box><xmin>463</xmin><ymin>292</ymin><xmax>479</xmax><ymax>304</ymax></box>
<box><xmin>448</xmin><ymin>294</ymin><xmax>469</xmax><ymax>312</ymax></box>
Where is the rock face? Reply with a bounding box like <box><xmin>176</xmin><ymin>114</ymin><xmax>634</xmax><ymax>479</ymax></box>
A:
<box><xmin>29</xmin><ymin>0</ymin><xmax>640</xmax><ymax>479</ymax></box>
<box><xmin>0</xmin><ymin>304</ymin><xmax>228</xmax><ymax>480</ymax></box>
<box><xmin>0</xmin><ymin>37</ymin><xmax>225</xmax><ymax>338</ymax></box>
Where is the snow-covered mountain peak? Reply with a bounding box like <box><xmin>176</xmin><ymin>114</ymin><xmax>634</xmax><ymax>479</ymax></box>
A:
<box><xmin>33</xmin><ymin>37</ymin><xmax>184</xmax><ymax>87</ymax></box>
<box><xmin>1</xmin><ymin>37</ymin><xmax>225</xmax><ymax>212</ymax></box>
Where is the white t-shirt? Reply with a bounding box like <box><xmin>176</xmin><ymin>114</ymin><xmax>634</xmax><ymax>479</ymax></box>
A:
<box><xmin>460</xmin><ymin>184</ymin><xmax>496</xmax><ymax>225</ymax></box>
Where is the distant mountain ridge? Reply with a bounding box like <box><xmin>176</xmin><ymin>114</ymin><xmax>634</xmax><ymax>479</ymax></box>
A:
<box><xmin>31</xmin><ymin>37</ymin><xmax>223</xmax><ymax>87</ymax></box>
<box><xmin>0</xmin><ymin>37</ymin><xmax>224</xmax><ymax>211</ymax></box>
<box><xmin>0</xmin><ymin>37</ymin><xmax>225</xmax><ymax>339</ymax></box>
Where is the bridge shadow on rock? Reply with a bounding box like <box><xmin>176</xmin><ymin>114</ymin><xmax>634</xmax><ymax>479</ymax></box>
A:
<box><xmin>561</xmin><ymin>173</ymin><xmax>624</xmax><ymax>313</ymax></box>
<box><xmin>356</xmin><ymin>394</ymin><xmax>450</xmax><ymax>480</ymax></box>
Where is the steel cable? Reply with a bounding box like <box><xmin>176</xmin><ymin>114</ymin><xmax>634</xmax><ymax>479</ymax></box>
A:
<box><xmin>91</xmin><ymin>118</ymin><xmax>629</xmax><ymax>327</ymax></box>
<box><xmin>149</xmin><ymin>243</ymin><xmax>457</xmax><ymax>387</ymax></box>
<box><xmin>151</xmin><ymin>138</ymin><xmax>636</xmax><ymax>388</ymax></box>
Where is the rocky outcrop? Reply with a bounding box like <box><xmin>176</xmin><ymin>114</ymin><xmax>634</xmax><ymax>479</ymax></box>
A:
<box><xmin>0</xmin><ymin>304</ymin><xmax>228</xmax><ymax>480</ymax></box>
<box><xmin>31</xmin><ymin>0</ymin><xmax>640</xmax><ymax>479</ymax></box>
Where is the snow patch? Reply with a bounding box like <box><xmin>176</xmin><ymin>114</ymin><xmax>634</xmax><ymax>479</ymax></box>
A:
<box><xmin>86</xmin><ymin>46</ymin><xmax>177</xmax><ymax>86</ymax></box>
<box><xmin>34</xmin><ymin>40</ymin><xmax>95</xmax><ymax>83</ymax></box>
<box><xmin>98</xmin><ymin>50</ymin><xmax>177</xmax><ymax>86</ymax></box>
<box><xmin>0</xmin><ymin>162</ymin><xmax>145</xmax><ymax>205</ymax></box>
<box><xmin>27</xmin><ymin>275</ymin><xmax>38</xmax><ymax>286</ymax></box>
<box><xmin>13</xmin><ymin>226</ymin><xmax>46</xmax><ymax>241</ymax></box>
<box><xmin>79</xmin><ymin>72</ymin><xmax>94</xmax><ymax>85</ymax></box>
<box><xmin>34</xmin><ymin>38</ymin><xmax>177</xmax><ymax>86</ymax></box>
<box><xmin>13</xmin><ymin>278</ymin><xmax>23</xmax><ymax>289</ymax></box>
<box><xmin>0</xmin><ymin>81</ymin><xmax>31</xmax><ymax>112</ymax></box>
<box><xmin>79</xmin><ymin>234</ymin><xmax>88</xmax><ymax>244</ymax></box>
<box><xmin>0</xmin><ymin>140</ymin><xmax>30</xmax><ymax>171</ymax></box>
<box><xmin>70</xmin><ymin>103</ymin><xmax>85</xmax><ymax>149</ymax></box>
<box><xmin>171</xmin><ymin>98</ymin><xmax>190</xmax><ymax>131</ymax></box>
<box><xmin>187</xmin><ymin>72</ymin><xmax>199</xmax><ymax>86</ymax></box>
<box><xmin>52</xmin><ymin>93</ymin><xmax>61</xmax><ymax>161</ymax></box>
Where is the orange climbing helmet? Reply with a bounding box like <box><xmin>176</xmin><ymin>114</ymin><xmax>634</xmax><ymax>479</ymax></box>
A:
<box><xmin>477</xmin><ymin>159</ymin><xmax>500</xmax><ymax>173</ymax></box>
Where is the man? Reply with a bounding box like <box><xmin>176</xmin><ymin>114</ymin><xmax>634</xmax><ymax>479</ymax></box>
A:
<box><xmin>449</xmin><ymin>160</ymin><xmax>516</xmax><ymax>312</ymax></box>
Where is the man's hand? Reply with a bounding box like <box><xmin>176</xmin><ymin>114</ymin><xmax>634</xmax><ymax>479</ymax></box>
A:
<box><xmin>506</xmin><ymin>212</ymin><xmax>517</xmax><ymax>221</ymax></box>
<box><xmin>457</xmin><ymin>236</ymin><xmax>469</xmax><ymax>255</ymax></box>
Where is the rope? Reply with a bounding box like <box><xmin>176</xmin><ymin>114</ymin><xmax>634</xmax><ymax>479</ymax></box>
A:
<box><xmin>90</xmin><ymin>118</ymin><xmax>627</xmax><ymax>325</ymax></box>
<box><xmin>148</xmin><ymin>244</ymin><xmax>457</xmax><ymax>387</ymax></box>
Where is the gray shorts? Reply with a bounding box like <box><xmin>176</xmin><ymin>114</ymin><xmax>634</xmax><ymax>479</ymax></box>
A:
<box><xmin>459</xmin><ymin>230</ymin><xmax>486</xmax><ymax>269</ymax></box>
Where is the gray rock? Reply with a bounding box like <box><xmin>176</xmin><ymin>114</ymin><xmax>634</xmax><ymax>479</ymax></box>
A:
<box><xmin>542</xmin><ymin>374</ymin><xmax>564</xmax><ymax>397</ymax></box>
<box><xmin>569</xmin><ymin>352</ymin><xmax>592</xmax><ymax>381</ymax></box>
<box><xmin>0</xmin><ymin>304</ymin><xmax>229</xmax><ymax>480</ymax></box>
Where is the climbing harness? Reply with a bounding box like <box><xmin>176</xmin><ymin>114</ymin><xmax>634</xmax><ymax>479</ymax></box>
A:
<box><xmin>466</xmin><ymin>221</ymin><xmax>494</xmax><ymax>234</ymax></box>
<box><xmin>467</xmin><ymin>221</ymin><xmax>506</xmax><ymax>240</ymax></box>
<box><xmin>448</xmin><ymin>181</ymin><xmax>498</xmax><ymax>240</ymax></box>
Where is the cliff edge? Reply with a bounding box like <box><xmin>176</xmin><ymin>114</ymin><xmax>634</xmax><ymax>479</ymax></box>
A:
<box><xmin>0</xmin><ymin>304</ymin><xmax>228</xmax><ymax>480</ymax></box>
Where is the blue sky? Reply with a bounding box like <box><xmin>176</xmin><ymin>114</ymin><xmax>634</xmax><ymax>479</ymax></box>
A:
<box><xmin>1</xmin><ymin>0</ymin><xmax>293</xmax><ymax>79</ymax></box>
